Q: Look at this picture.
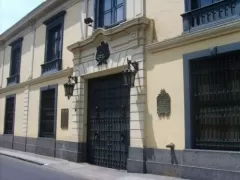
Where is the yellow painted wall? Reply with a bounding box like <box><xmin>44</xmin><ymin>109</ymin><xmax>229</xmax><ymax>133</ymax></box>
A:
<box><xmin>32</xmin><ymin>24</ymin><xmax>46</xmax><ymax>79</ymax></box>
<box><xmin>146</xmin><ymin>0</ymin><xmax>184</xmax><ymax>42</ymax></box>
<box><xmin>2</xmin><ymin>46</ymin><xmax>11</xmax><ymax>88</ymax></box>
<box><xmin>62</xmin><ymin>1</ymin><xmax>81</xmax><ymax>69</ymax></box>
<box><xmin>20</xmin><ymin>31</ymin><xmax>34</xmax><ymax>82</ymax></box>
<box><xmin>14</xmin><ymin>90</ymin><xmax>25</xmax><ymax>136</ymax></box>
<box><xmin>0</xmin><ymin>97</ymin><xmax>5</xmax><ymax>134</ymax></box>
<box><xmin>27</xmin><ymin>77</ymin><xmax>74</xmax><ymax>141</ymax></box>
<box><xmin>146</xmin><ymin>30</ymin><xmax>240</xmax><ymax>150</ymax></box>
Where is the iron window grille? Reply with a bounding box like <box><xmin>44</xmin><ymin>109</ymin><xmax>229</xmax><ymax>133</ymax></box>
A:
<box><xmin>4</xmin><ymin>95</ymin><xmax>16</xmax><ymax>134</ymax></box>
<box><xmin>95</xmin><ymin>0</ymin><xmax>125</xmax><ymax>29</ymax></box>
<box><xmin>39</xmin><ymin>87</ymin><xmax>57</xmax><ymax>138</ymax></box>
<box><xmin>42</xmin><ymin>11</ymin><xmax>65</xmax><ymax>75</ymax></box>
<box><xmin>7</xmin><ymin>38</ymin><xmax>23</xmax><ymax>85</ymax></box>
<box><xmin>190</xmin><ymin>50</ymin><xmax>240</xmax><ymax>151</ymax></box>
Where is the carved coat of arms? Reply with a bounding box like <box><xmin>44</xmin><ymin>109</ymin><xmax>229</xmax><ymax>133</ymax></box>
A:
<box><xmin>157</xmin><ymin>89</ymin><xmax>171</xmax><ymax>118</ymax></box>
<box><xmin>96</xmin><ymin>41</ymin><xmax>110</xmax><ymax>66</ymax></box>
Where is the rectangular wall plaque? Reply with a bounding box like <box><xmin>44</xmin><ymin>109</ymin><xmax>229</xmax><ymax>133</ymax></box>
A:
<box><xmin>61</xmin><ymin>108</ymin><xmax>69</xmax><ymax>129</ymax></box>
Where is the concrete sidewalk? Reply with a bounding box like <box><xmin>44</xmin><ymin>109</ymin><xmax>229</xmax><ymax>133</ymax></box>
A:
<box><xmin>0</xmin><ymin>147</ymin><xmax>188</xmax><ymax>180</ymax></box>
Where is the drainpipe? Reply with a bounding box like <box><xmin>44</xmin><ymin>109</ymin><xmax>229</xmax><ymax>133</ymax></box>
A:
<box><xmin>25</xmin><ymin>20</ymin><xmax>36</xmax><ymax>151</ymax></box>
<box><xmin>85</xmin><ymin>0</ymin><xmax>89</xmax><ymax>39</ymax></box>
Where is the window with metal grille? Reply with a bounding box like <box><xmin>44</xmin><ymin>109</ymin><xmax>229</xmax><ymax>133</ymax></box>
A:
<box><xmin>190</xmin><ymin>51</ymin><xmax>240</xmax><ymax>151</ymax></box>
<box><xmin>4</xmin><ymin>95</ymin><xmax>16</xmax><ymax>134</ymax></box>
<box><xmin>46</xmin><ymin>24</ymin><xmax>62</xmax><ymax>62</ymax></box>
<box><xmin>10</xmin><ymin>46</ymin><xmax>21</xmax><ymax>76</ymax></box>
<box><xmin>95</xmin><ymin>0</ymin><xmax>125</xmax><ymax>28</ymax></box>
<box><xmin>39</xmin><ymin>86</ymin><xmax>57</xmax><ymax>138</ymax></box>
<box><xmin>41</xmin><ymin>11</ymin><xmax>65</xmax><ymax>74</ymax></box>
<box><xmin>7</xmin><ymin>38</ymin><xmax>23</xmax><ymax>85</ymax></box>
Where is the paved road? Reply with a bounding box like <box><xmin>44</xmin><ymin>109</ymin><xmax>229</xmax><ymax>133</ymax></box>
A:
<box><xmin>0</xmin><ymin>155</ymin><xmax>87</xmax><ymax>180</ymax></box>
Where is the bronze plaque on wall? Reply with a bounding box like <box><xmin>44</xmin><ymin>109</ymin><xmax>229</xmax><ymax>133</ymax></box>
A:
<box><xmin>61</xmin><ymin>109</ymin><xmax>69</xmax><ymax>129</ymax></box>
<box><xmin>157</xmin><ymin>89</ymin><xmax>171</xmax><ymax>118</ymax></box>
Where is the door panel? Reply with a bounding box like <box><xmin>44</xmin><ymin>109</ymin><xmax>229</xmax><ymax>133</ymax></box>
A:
<box><xmin>87</xmin><ymin>73</ymin><xmax>130</xmax><ymax>170</ymax></box>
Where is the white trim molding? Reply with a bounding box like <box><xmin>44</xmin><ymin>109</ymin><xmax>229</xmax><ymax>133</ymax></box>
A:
<box><xmin>0</xmin><ymin>68</ymin><xmax>73</xmax><ymax>94</ymax></box>
<box><xmin>68</xmin><ymin>17</ymin><xmax>149</xmax><ymax>148</ymax></box>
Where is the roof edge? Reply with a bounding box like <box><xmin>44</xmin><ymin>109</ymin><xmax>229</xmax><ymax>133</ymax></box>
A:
<box><xmin>0</xmin><ymin>0</ymin><xmax>64</xmax><ymax>43</ymax></box>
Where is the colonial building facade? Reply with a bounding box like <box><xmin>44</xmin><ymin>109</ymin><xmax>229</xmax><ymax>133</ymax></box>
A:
<box><xmin>1</xmin><ymin>0</ymin><xmax>240</xmax><ymax>179</ymax></box>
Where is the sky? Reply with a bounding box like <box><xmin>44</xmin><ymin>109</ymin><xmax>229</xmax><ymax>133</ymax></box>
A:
<box><xmin>0</xmin><ymin>0</ymin><xmax>46</xmax><ymax>34</ymax></box>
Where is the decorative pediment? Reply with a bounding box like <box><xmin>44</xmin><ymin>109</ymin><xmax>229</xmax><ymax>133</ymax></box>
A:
<box><xmin>67</xmin><ymin>17</ymin><xmax>150</xmax><ymax>57</ymax></box>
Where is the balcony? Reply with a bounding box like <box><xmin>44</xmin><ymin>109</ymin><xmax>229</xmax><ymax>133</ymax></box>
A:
<box><xmin>41</xmin><ymin>59</ymin><xmax>62</xmax><ymax>75</ymax></box>
<box><xmin>7</xmin><ymin>74</ymin><xmax>20</xmax><ymax>86</ymax></box>
<box><xmin>182</xmin><ymin>0</ymin><xmax>240</xmax><ymax>32</ymax></box>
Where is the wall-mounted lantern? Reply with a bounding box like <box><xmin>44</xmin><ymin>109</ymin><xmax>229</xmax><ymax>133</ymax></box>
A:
<box><xmin>84</xmin><ymin>17</ymin><xmax>94</xmax><ymax>27</ymax></box>
<box><xmin>64</xmin><ymin>75</ymin><xmax>78</xmax><ymax>99</ymax></box>
<box><xmin>122</xmin><ymin>58</ymin><xmax>139</xmax><ymax>88</ymax></box>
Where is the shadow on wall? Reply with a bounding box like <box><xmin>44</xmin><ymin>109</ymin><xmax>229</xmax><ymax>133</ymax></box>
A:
<box><xmin>2</xmin><ymin>46</ymin><xmax>11</xmax><ymax>67</ymax></box>
<box><xmin>21</xmin><ymin>35</ymin><xmax>33</xmax><ymax>56</ymax></box>
<box><xmin>34</xmin><ymin>25</ymin><xmax>46</xmax><ymax>49</ymax></box>
<box><xmin>64</xmin><ymin>2</ymin><xmax>86</xmax><ymax>40</ymax></box>
<box><xmin>145</xmin><ymin>46</ymin><xmax>184</xmax><ymax>149</ymax></box>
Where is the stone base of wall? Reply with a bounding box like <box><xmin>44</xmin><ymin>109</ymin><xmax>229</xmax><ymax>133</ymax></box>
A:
<box><xmin>128</xmin><ymin>147</ymin><xmax>240</xmax><ymax>180</ymax></box>
<box><xmin>0</xmin><ymin>135</ymin><xmax>86</xmax><ymax>163</ymax></box>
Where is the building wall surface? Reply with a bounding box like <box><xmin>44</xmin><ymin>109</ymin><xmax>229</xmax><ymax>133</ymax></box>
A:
<box><xmin>144</xmin><ymin>16</ymin><xmax>240</xmax><ymax>179</ymax></box>
<box><xmin>146</xmin><ymin>31</ymin><xmax>240</xmax><ymax>150</ymax></box>
<box><xmin>146</xmin><ymin>0</ymin><xmax>184</xmax><ymax>42</ymax></box>
<box><xmin>1</xmin><ymin>0</ymin><xmax>240</xmax><ymax>179</ymax></box>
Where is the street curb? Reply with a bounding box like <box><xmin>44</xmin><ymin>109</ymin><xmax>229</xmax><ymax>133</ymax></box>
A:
<box><xmin>0</xmin><ymin>153</ymin><xmax>44</xmax><ymax>166</ymax></box>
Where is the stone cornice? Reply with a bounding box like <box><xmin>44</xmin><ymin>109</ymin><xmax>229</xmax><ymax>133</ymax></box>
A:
<box><xmin>146</xmin><ymin>19</ymin><xmax>240</xmax><ymax>53</ymax></box>
<box><xmin>0</xmin><ymin>68</ymin><xmax>73</xmax><ymax>94</ymax></box>
<box><xmin>67</xmin><ymin>17</ymin><xmax>150</xmax><ymax>53</ymax></box>
<box><xmin>0</xmin><ymin>0</ymin><xmax>80</xmax><ymax>44</ymax></box>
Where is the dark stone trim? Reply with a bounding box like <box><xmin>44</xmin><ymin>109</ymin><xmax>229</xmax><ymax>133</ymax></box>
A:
<box><xmin>13</xmin><ymin>136</ymin><xmax>26</xmax><ymax>151</ymax></box>
<box><xmin>0</xmin><ymin>135</ymin><xmax>86</xmax><ymax>163</ymax></box>
<box><xmin>43</xmin><ymin>10</ymin><xmax>66</xmax><ymax>26</ymax></box>
<box><xmin>183</xmin><ymin>41</ymin><xmax>240</xmax><ymax>149</ymax></box>
<box><xmin>0</xmin><ymin>134</ymin><xmax>13</xmax><ymax>149</ymax></box>
<box><xmin>9</xmin><ymin>37</ymin><xmax>23</xmax><ymax>47</ymax></box>
<box><xmin>128</xmin><ymin>147</ymin><xmax>240</xmax><ymax>180</ymax></box>
<box><xmin>127</xmin><ymin>147</ymin><xmax>145</xmax><ymax>173</ymax></box>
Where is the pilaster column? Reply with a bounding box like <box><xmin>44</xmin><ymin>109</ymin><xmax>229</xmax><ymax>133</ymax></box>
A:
<box><xmin>27</xmin><ymin>19</ymin><xmax>36</xmax><ymax>80</ymax></box>
<box><xmin>0</xmin><ymin>40</ymin><xmax>5</xmax><ymax>88</ymax></box>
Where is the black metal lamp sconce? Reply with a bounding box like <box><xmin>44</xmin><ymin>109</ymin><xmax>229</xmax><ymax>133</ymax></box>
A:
<box><xmin>64</xmin><ymin>75</ymin><xmax>78</xmax><ymax>100</ymax></box>
<box><xmin>122</xmin><ymin>58</ymin><xmax>139</xmax><ymax>88</ymax></box>
<box><xmin>157</xmin><ymin>89</ymin><xmax>171</xmax><ymax>118</ymax></box>
<box><xmin>84</xmin><ymin>17</ymin><xmax>94</xmax><ymax>27</ymax></box>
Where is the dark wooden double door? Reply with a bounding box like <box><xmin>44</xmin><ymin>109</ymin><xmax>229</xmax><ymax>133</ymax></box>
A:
<box><xmin>87</xmin><ymin>73</ymin><xmax>130</xmax><ymax>170</ymax></box>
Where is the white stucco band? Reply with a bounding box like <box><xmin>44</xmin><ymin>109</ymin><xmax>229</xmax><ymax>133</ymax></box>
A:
<box><xmin>68</xmin><ymin>17</ymin><xmax>149</xmax><ymax>148</ymax></box>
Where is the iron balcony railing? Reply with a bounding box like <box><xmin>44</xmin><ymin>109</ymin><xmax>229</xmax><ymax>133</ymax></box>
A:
<box><xmin>7</xmin><ymin>74</ymin><xmax>20</xmax><ymax>86</ymax></box>
<box><xmin>41</xmin><ymin>58</ymin><xmax>62</xmax><ymax>75</ymax></box>
<box><xmin>182</xmin><ymin>0</ymin><xmax>240</xmax><ymax>32</ymax></box>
